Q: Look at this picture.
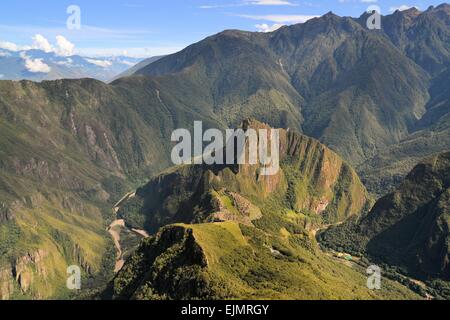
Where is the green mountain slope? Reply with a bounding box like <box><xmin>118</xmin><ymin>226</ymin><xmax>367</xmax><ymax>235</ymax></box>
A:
<box><xmin>381</xmin><ymin>5</ymin><xmax>450</xmax><ymax>75</ymax></box>
<box><xmin>0</xmin><ymin>77</ymin><xmax>223</xmax><ymax>299</ymax></box>
<box><xmin>109</xmin><ymin>56</ymin><xmax>165</xmax><ymax>82</ymax></box>
<box><xmin>135</xmin><ymin>30</ymin><xmax>305</xmax><ymax>130</ymax></box>
<box><xmin>136</xmin><ymin>13</ymin><xmax>431</xmax><ymax>165</ymax></box>
<box><xmin>320</xmin><ymin>152</ymin><xmax>450</xmax><ymax>284</ymax></box>
<box><xmin>359</xmin><ymin>62</ymin><xmax>450</xmax><ymax>196</ymax></box>
<box><xmin>109</xmin><ymin>222</ymin><xmax>420</xmax><ymax>300</ymax></box>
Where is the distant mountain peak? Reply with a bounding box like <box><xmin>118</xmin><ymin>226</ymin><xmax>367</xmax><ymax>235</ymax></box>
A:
<box><xmin>323</xmin><ymin>11</ymin><xmax>338</xmax><ymax>18</ymax></box>
<box><xmin>316</xmin><ymin>11</ymin><xmax>344</xmax><ymax>24</ymax></box>
<box><xmin>436</xmin><ymin>3</ymin><xmax>450</xmax><ymax>10</ymax></box>
<box><xmin>428</xmin><ymin>3</ymin><xmax>450</xmax><ymax>16</ymax></box>
<box><xmin>392</xmin><ymin>7</ymin><xmax>421</xmax><ymax>20</ymax></box>
<box><xmin>0</xmin><ymin>47</ymin><xmax>143</xmax><ymax>82</ymax></box>
<box><xmin>401</xmin><ymin>7</ymin><xmax>421</xmax><ymax>14</ymax></box>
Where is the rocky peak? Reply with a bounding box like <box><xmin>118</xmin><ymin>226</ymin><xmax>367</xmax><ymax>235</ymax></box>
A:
<box><xmin>435</xmin><ymin>3</ymin><xmax>450</xmax><ymax>12</ymax></box>
<box><xmin>426</xmin><ymin>3</ymin><xmax>450</xmax><ymax>24</ymax></box>
<box><xmin>396</xmin><ymin>7</ymin><xmax>421</xmax><ymax>17</ymax></box>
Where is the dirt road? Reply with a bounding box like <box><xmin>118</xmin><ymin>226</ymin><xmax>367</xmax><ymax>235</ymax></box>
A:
<box><xmin>107</xmin><ymin>219</ymin><xmax>125</xmax><ymax>272</ymax></box>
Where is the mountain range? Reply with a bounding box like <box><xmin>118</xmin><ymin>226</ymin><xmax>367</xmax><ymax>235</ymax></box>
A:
<box><xmin>0</xmin><ymin>4</ymin><xmax>449</xmax><ymax>300</ymax></box>
<box><xmin>0</xmin><ymin>48</ymin><xmax>142</xmax><ymax>82</ymax></box>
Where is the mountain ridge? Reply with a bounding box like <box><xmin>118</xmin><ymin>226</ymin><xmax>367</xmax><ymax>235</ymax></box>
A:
<box><xmin>0</xmin><ymin>48</ymin><xmax>142</xmax><ymax>82</ymax></box>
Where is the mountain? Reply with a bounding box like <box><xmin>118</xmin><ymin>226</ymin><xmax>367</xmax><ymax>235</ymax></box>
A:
<box><xmin>380</xmin><ymin>5</ymin><xmax>450</xmax><ymax>75</ymax></box>
<box><xmin>130</xmin><ymin>6</ymin><xmax>450</xmax><ymax>192</ymax></box>
<box><xmin>106</xmin><ymin>121</ymin><xmax>419</xmax><ymax>300</ymax></box>
<box><xmin>350</xmin><ymin>5</ymin><xmax>450</xmax><ymax>195</ymax></box>
<box><xmin>136</xmin><ymin>29</ymin><xmax>305</xmax><ymax>130</ymax></box>
<box><xmin>117</xmin><ymin>120</ymin><xmax>370</xmax><ymax>233</ymax></box>
<box><xmin>110</xmin><ymin>56</ymin><xmax>165</xmax><ymax>82</ymax></box>
<box><xmin>320</xmin><ymin>152</ymin><xmax>450</xmax><ymax>285</ymax></box>
<box><xmin>358</xmin><ymin>69</ymin><xmax>450</xmax><ymax>195</ymax></box>
<box><xmin>108</xmin><ymin>221</ymin><xmax>420</xmax><ymax>300</ymax></box>
<box><xmin>0</xmin><ymin>49</ymin><xmax>142</xmax><ymax>82</ymax></box>
<box><xmin>0</xmin><ymin>77</ymin><xmax>221</xmax><ymax>299</ymax></box>
<box><xmin>133</xmin><ymin>13</ymin><xmax>430</xmax><ymax>166</ymax></box>
<box><xmin>358</xmin><ymin>112</ymin><xmax>450</xmax><ymax>196</ymax></box>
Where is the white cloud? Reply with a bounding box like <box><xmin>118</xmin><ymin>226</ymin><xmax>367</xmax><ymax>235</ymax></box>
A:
<box><xmin>32</xmin><ymin>34</ymin><xmax>53</xmax><ymax>53</ymax></box>
<box><xmin>0</xmin><ymin>41</ymin><xmax>18</xmax><ymax>51</ymax></box>
<box><xmin>0</xmin><ymin>74</ymin><xmax>4</xmax><ymax>78</ymax></box>
<box><xmin>24</xmin><ymin>57</ymin><xmax>51</xmax><ymax>73</ymax></box>
<box><xmin>1</xmin><ymin>35</ymin><xmax>182</xmax><ymax>60</ymax></box>
<box><xmin>389</xmin><ymin>5</ymin><xmax>419</xmax><ymax>12</ymax></box>
<box><xmin>2</xmin><ymin>34</ymin><xmax>76</xmax><ymax>57</ymax></box>
<box><xmin>255</xmin><ymin>23</ymin><xmax>284</xmax><ymax>32</ymax></box>
<box><xmin>55</xmin><ymin>58</ymin><xmax>73</xmax><ymax>66</ymax></box>
<box><xmin>0</xmin><ymin>40</ymin><xmax>31</xmax><ymax>52</ymax></box>
<box><xmin>55</xmin><ymin>36</ymin><xmax>75</xmax><ymax>56</ymax></box>
<box><xmin>236</xmin><ymin>14</ymin><xmax>319</xmax><ymax>31</ymax></box>
<box><xmin>20</xmin><ymin>52</ymin><xmax>51</xmax><ymax>73</ymax></box>
<box><xmin>118</xmin><ymin>59</ymin><xmax>136</xmax><ymax>66</ymax></box>
<box><xmin>86</xmin><ymin>58</ymin><xmax>113</xmax><ymax>68</ymax></box>
<box><xmin>0</xmin><ymin>50</ymin><xmax>11</xmax><ymax>57</ymax></box>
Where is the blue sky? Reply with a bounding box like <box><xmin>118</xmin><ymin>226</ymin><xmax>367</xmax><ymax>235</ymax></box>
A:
<box><xmin>0</xmin><ymin>0</ymin><xmax>446</xmax><ymax>57</ymax></box>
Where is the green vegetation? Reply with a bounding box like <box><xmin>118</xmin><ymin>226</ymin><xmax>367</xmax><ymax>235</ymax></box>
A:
<box><xmin>117</xmin><ymin>197</ymin><xmax>145</xmax><ymax>229</ymax></box>
<box><xmin>319</xmin><ymin>152</ymin><xmax>450</xmax><ymax>298</ymax></box>
<box><xmin>111</xmin><ymin>215</ymin><xmax>421</xmax><ymax>300</ymax></box>
<box><xmin>0</xmin><ymin>221</ymin><xmax>21</xmax><ymax>263</ymax></box>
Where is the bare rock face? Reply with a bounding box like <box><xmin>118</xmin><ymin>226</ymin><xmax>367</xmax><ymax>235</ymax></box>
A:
<box><xmin>0</xmin><ymin>203</ymin><xmax>15</xmax><ymax>223</ymax></box>
<box><xmin>0</xmin><ymin>249</ymin><xmax>51</xmax><ymax>299</ymax></box>
<box><xmin>14</xmin><ymin>249</ymin><xmax>49</xmax><ymax>293</ymax></box>
<box><xmin>0</xmin><ymin>241</ymin><xmax>96</xmax><ymax>299</ymax></box>
<box><xmin>0</xmin><ymin>269</ymin><xmax>14</xmax><ymax>300</ymax></box>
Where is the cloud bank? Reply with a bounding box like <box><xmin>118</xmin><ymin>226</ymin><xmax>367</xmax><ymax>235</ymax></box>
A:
<box><xmin>1</xmin><ymin>34</ymin><xmax>75</xmax><ymax>57</ymax></box>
